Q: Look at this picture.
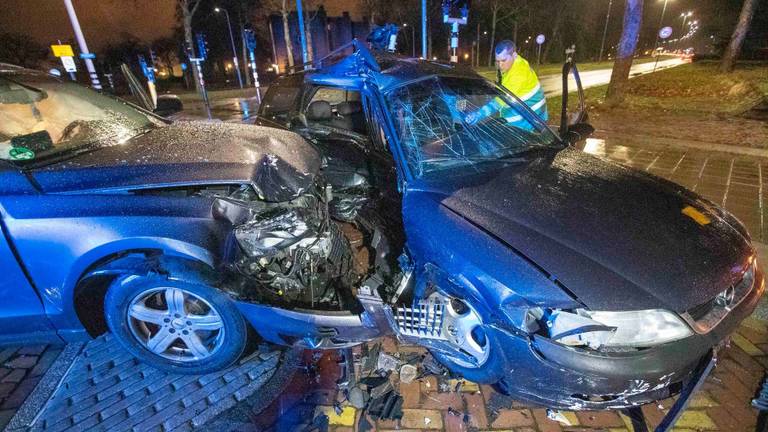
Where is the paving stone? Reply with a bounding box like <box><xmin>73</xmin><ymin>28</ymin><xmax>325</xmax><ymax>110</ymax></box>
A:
<box><xmin>706</xmin><ymin>405</ymin><xmax>751</xmax><ymax>431</ymax></box>
<box><xmin>400</xmin><ymin>381</ymin><xmax>421</xmax><ymax>408</ymax></box>
<box><xmin>490</xmin><ymin>408</ymin><xmax>535</xmax><ymax>428</ymax></box>
<box><xmin>1</xmin><ymin>369</ymin><xmax>26</xmax><ymax>384</ymax></box>
<box><xmin>674</xmin><ymin>410</ymin><xmax>717</xmax><ymax>430</ymax></box>
<box><xmin>532</xmin><ymin>408</ymin><xmax>563</xmax><ymax>432</ymax></box>
<box><xmin>688</xmin><ymin>391</ymin><xmax>719</xmax><ymax>408</ymax></box>
<box><xmin>314</xmin><ymin>405</ymin><xmax>356</xmax><ymax>427</ymax></box>
<box><xmin>29</xmin><ymin>348</ymin><xmax>62</xmax><ymax>378</ymax></box>
<box><xmin>4</xmin><ymin>355</ymin><xmax>38</xmax><ymax>369</ymax></box>
<box><xmin>0</xmin><ymin>376</ymin><xmax>40</xmax><ymax>410</ymax></box>
<box><xmin>18</xmin><ymin>345</ymin><xmax>48</xmax><ymax>356</ymax></box>
<box><xmin>731</xmin><ymin>333</ymin><xmax>765</xmax><ymax>356</ymax></box>
<box><xmin>463</xmin><ymin>392</ymin><xmax>488</xmax><ymax>429</ymax></box>
<box><xmin>0</xmin><ymin>408</ymin><xmax>15</xmax><ymax>430</ymax></box>
<box><xmin>444</xmin><ymin>410</ymin><xmax>468</xmax><ymax>432</ymax></box>
<box><xmin>420</xmin><ymin>390</ymin><xmax>463</xmax><ymax>410</ymax></box>
<box><xmin>0</xmin><ymin>348</ymin><xmax>18</xmax><ymax>365</ymax></box>
<box><xmin>400</xmin><ymin>408</ymin><xmax>443</xmax><ymax>429</ymax></box>
<box><xmin>420</xmin><ymin>375</ymin><xmax>438</xmax><ymax>393</ymax></box>
<box><xmin>0</xmin><ymin>382</ymin><xmax>16</xmax><ymax>400</ymax></box>
<box><xmin>575</xmin><ymin>410</ymin><xmax>624</xmax><ymax>428</ymax></box>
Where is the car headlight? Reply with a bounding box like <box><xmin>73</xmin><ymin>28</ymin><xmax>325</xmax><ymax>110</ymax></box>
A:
<box><xmin>546</xmin><ymin>308</ymin><xmax>693</xmax><ymax>349</ymax></box>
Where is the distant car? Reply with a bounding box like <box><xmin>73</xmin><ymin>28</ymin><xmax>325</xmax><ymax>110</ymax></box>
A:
<box><xmin>254</xmin><ymin>42</ymin><xmax>763</xmax><ymax>410</ymax></box>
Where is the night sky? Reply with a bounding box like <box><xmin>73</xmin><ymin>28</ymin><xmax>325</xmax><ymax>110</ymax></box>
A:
<box><xmin>0</xmin><ymin>0</ymin><xmax>365</xmax><ymax>52</ymax></box>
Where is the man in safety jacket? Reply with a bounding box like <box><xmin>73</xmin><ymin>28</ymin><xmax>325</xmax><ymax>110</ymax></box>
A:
<box><xmin>465</xmin><ymin>40</ymin><xmax>547</xmax><ymax>126</ymax></box>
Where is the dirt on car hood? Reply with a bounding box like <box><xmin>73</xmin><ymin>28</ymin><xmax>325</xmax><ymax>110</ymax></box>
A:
<box><xmin>30</xmin><ymin>122</ymin><xmax>321</xmax><ymax>202</ymax></box>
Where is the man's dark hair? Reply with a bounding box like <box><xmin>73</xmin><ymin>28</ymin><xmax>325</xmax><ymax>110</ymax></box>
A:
<box><xmin>495</xmin><ymin>40</ymin><xmax>517</xmax><ymax>56</ymax></box>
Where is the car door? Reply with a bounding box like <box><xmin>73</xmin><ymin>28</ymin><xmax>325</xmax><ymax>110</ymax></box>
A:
<box><xmin>0</xmin><ymin>168</ymin><xmax>59</xmax><ymax>343</ymax></box>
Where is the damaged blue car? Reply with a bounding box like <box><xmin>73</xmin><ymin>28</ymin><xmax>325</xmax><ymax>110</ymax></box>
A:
<box><xmin>0</xmin><ymin>39</ymin><xmax>762</xmax><ymax>414</ymax></box>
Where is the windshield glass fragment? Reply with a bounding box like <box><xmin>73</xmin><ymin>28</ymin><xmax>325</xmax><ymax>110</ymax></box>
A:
<box><xmin>385</xmin><ymin>77</ymin><xmax>558</xmax><ymax>179</ymax></box>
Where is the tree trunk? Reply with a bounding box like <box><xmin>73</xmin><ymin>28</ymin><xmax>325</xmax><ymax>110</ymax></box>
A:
<box><xmin>606</xmin><ymin>0</ymin><xmax>644</xmax><ymax>106</ymax></box>
<box><xmin>542</xmin><ymin>2</ymin><xmax>566</xmax><ymax>63</ymax></box>
<box><xmin>720</xmin><ymin>0</ymin><xmax>758</xmax><ymax>73</ymax></box>
<box><xmin>281</xmin><ymin>0</ymin><xmax>294</xmax><ymax>69</ymax></box>
<box><xmin>488</xmin><ymin>3</ymin><xmax>497</xmax><ymax>67</ymax></box>
<box><xmin>239</xmin><ymin>20</ymin><xmax>252</xmax><ymax>86</ymax></box>
<box><xmin>183</xmin><ymin>14</ymin><xmax>202</xmax><ymax>93</ymax></box>
<box><xmin>513</xmin><ymin>20</ymin><xmax>518</xmax><ymax>45</ymax></box>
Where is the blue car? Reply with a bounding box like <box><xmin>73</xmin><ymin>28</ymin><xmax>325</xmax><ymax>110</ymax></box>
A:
<box><xmin>0</xmin><ymin>41</ymin><xmax>762</xmax><ymax>412</ymax></box>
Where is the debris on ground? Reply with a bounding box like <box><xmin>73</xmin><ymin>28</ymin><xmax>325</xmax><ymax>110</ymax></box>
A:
<box><xmin>376</xmin><ymin>352</ymin><xmax>399</xmax><ymax>372</ymax></box>
<box><xmin>546</xmin><ymin>408</ymin><xmax>573</xmax><ymax>426</ymax></box>
<box><xmin>399</xmin><ymin>364</ymin><xmax>418</xmax><ymax>383</ymax></box>
<box><xmin>367</xmin><ymin>390</ymin><xmax>404</xmax><ymax>420</ymax></box>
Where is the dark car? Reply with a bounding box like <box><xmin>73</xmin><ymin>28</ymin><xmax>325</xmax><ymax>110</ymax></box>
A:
<box><xmin>253</xmin><ymin>42</ymin><xmax>763</xmax><ymax>410</ymax></box>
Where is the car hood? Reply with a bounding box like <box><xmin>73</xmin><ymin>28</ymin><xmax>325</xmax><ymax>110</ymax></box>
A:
<box><xmin>414</xmin><ymin>146</ymin><xmax>753</xmax><ymax>312</ymax></box>
<box><xmin>30</xmin><ymin>122</ymin><xmax>321</xmax><ymax>202</ymax></box>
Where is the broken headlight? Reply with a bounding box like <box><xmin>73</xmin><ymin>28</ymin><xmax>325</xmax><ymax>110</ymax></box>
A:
<box><xmin>546</xmin><ymin>308</ymin><xmax>693</xmax><ymax>350</ymax></box>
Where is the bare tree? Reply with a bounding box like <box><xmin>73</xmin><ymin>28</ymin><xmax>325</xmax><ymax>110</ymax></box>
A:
<box><xmin>720</xmin><ymin>0</ymin><xmax>759</xmax><ymax>73</ymax></box>
<box><xmin>542</xmin><ymin>1</ymin><xmax>567</xmax><ymax>64</ymax></box>
<box><xmin>605</xmin><ymin>0</ymin><xmax>643</xmax><ymax>106</ymax></box>
<box><xmin>177</xmin><ymin>0</ymin><xmax>203</xmax><ymax>92</ymax></box>
<box><xmin>0</xmin><ymin>33</ymin><xmax>49</xmax><ymax>68</ymax></box>
<box><xmin>480</xmin><ymin>0</ymin><xmax>526</xmax><ymax>67</ymax></box>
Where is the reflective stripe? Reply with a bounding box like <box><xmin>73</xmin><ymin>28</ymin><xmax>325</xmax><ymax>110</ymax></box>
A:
<box><xmin>503</xmin><ymin>115</ymin><xmax>523</xmax><ymax>123</ymax></box>
<box><xmin>530</xmin><ymin>98</ymin><xmax>546</xmax><ymax>112</ymax></box>
<box><xmin>519</xmin><ymin>83</ymin><xmax>542</xmax><ymax>102</ymax></box>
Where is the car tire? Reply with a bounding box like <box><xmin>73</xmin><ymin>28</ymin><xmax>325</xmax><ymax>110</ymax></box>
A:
<box><xmin>429</xmin><ymin>326</ymin><xmax>507</xmax><ymax>385</ymax></box>
<box><xmin>104</xmin><ymin>273</ymin><xmax>248</xmax><ymax>374</ymax></box>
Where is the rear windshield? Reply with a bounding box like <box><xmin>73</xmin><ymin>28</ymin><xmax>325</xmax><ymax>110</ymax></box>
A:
<box><xmin>260</xmin><ymin>84</ymin><xmax>300</xmax><ymax>123</ymax></box>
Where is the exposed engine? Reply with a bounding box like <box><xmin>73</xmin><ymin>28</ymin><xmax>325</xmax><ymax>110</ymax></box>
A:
<box><xmin>209</xmin><ymin>182</ymin><xmax>367</xmax><ymax>309</ymax></box>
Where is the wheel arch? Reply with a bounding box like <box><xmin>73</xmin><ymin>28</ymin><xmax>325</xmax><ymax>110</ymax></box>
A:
<box><xmin>69</xmin><ymin>237</ymin><xmax>218</xmax><ymax>337</ymax></box>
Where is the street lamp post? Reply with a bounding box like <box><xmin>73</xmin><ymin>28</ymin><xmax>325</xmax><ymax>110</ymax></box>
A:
<box><xmin>653</xmin><ymin>0</ymin><xmax>671</xmax><ymax>51</ymax></box>
<box><xmin>680</xmin><ymin>12</ymin><xmax>693</xmax><ymax>37</ymax></box>
<box><xmin>215</xmin><ymin>7</ymin><xmax>244</xmax><ymax>89</ymax></box>
<box><xmin>62</xmin><ymin>0</ymin><xmax>102</xmax><ymax>90</ymax></box>
<box><xmin>598</xmin><ymin>0</ymin><xmax>613</xmax><ymax>62</ymax></box>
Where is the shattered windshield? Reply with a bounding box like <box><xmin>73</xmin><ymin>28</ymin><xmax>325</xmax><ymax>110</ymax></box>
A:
<box><xmin>385</xmin><ymin>76</ymin><xmax>559</xmax><ymax>179</ymax></box>
<box><xmin>0</xmin><ymin>73</ymin><xmax>162</xmax><ymax>165</ymax></box>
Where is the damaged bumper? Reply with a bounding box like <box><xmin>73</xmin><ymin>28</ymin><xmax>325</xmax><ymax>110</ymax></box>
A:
<box><xmin>496</xmin><ymin>267</ymin><xmax>764</xmax><ymax>410</ymax></box>
<box><xmin>234</xmin><ymin>286</ymin><xmax>395</xmax><ymax>349</ymax></box>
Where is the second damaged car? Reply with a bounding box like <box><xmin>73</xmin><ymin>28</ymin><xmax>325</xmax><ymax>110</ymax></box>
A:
<box><xmin>253</xmin><ymin>42</ymin><xmax>764</xmax><ymax>410</ymax></box>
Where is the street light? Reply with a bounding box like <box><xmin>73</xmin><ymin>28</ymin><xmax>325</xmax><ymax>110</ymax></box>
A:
<box><xmin>214</xmin><ymin>7</ymin><xmax>244</xmax><ymax>89</ymax></box>
<box><xmin>680</xmin><ymin>11</ymin><xmax>693</xmax><ymax>35</ymax></box>
<box><xmin>403</xmin><ymin>23</ymin><xmax>415</xmax><ymax>57</ymax></box>
<box><xmin>598</xmin><ymin>0</ymin><xmax>613</xmax><ymax>62</ymax></box>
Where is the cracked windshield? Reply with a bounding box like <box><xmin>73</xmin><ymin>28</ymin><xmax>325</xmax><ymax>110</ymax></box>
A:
<box><xmin>0</xmin><ymin>74</ymin><xmax>160</xmax><ymax>164</ymax></box>
<box><xmin>386</xmin><ymin>76</ymin><xmax>559</xmax><ymax>179</ymax></box>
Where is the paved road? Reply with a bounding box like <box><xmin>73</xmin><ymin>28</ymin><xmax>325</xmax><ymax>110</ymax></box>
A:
<box><xmin>539</xmin><ymin>57</ymin><xmax>686</xmax><ymax>96</ymax></box>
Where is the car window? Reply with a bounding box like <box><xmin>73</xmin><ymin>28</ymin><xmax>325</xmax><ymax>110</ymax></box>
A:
<box><xmin>0</xmin><ymin>73</ymin><xmax>161</xmax><ymax>164</ymax></box>
<box><xmin>260</xmin><ymin>85</ymin><xmax>300</xmax><ymax>123</ymax></box>
<box><xmin>385</xmin><ymin>76</ymin><xmax>558</xmax><ymax>179</ymax></box>
<box><xmin>303</xmin><ymin>87</ymin><xmax>367</xmax><ymax>135</ymax></box>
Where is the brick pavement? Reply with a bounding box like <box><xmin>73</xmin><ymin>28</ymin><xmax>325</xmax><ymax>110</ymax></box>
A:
<box><xmin>0</xmin><ymin>345</ymin><xmax>63</xmax><ymax>430</ymax></box>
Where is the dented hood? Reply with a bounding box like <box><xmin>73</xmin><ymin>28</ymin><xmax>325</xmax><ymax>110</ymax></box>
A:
<box><xmin>418</xmin><ymin>146</ymin><xmax>753</xmax><ymax>313</ymax></box>
<box><xmin>30</xmin><ymin>122</ymin><xmax>321</xmax><ymax>201</ymax></box>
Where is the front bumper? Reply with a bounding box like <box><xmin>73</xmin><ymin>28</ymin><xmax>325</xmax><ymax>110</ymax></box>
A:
<box><xmin>494</xmin><ymin>267</ymin><xmax>765</xmax><ymax>410</ymax></box>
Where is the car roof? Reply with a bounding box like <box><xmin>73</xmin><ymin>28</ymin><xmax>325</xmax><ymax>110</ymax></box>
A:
<box><xmin>284</xmin><ymin>40</ymin><xmax>484</xmax><ymax>93</ymax></box>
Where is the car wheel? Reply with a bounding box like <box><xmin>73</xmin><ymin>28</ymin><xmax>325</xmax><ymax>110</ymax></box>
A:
<box><xmin>104</xmin><ymin>273</ymin><xmax>248</xmax><ymax>374</ymax></box>
<box><xmin>428</xmin><ymin>299</ymin><xmax>506</xmax><ymax>384</ymax></box>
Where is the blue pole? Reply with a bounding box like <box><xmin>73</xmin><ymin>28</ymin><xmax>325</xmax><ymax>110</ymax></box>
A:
<box><xmin>421</xmin><ymin>0</ymin><xmax>427</xmax><ymax>58</ymax></box>
<box><xmin>296</xmin><ymin>0</ymin><xmax>309</xmax><ymax>65</ymax></box>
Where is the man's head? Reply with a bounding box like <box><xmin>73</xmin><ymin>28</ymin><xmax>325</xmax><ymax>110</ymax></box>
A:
<box><xmin>494</xmin><ymin>40</ymin><xmax>517</xmax><ymax>73</ymax></box>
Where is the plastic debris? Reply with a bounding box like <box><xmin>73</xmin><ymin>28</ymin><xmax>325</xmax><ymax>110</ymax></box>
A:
<box><xmin>367</xmin><ymin>390</ymin><xmax>404</xmax><ymax>421</ymax></box>
<box><xmin>424</xmin><ymin>417</ymin><xmax>431</xmax><ymax>425</ymax></box>
<box><xmin>376</xmin><ymin>353</ymin><xmax>399</xmax><ymax>372</ymax></box>
<box><xmin>546</xmin><ymin>409</ymin><xmax>572</xmax><ymax>426</ymax></box>
<box><xmin>399</xmin><ymin>364</ymin><xmax>418</xmax><ymax>383</ymax></box>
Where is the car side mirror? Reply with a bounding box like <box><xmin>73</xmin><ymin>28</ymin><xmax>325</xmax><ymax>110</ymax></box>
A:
<box><xmin>559</xmin><ymin>57</ymin><xmax>593</xmax><ymax>144</ymax></box>
<box><xmin>154</xmin><ymin>94</ymin><xmax>183</xmax><ymax>117</ymax></box>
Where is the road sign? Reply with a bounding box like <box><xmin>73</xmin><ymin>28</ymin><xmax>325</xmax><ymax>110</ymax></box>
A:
<box><xmin>536</xmin><ymin>34</ymin><xmax>546</xmax><ymax>45</ymax></box>
<box><xmin>60</xmin><ymin>56</ymin><xmax>77</xmax><ymax>72</ymax></box>
<box><xmin>51</xmin><ymin>44</ymin><xmax>74</xmax><ymax>58</ymax></box>
<box><xmin>79</xmin><ymin>52</ymin><xmax>96</xmax><ymax>60</ymax></box>
<box><xmin>659</xmin><ymin>26</ymin><xmax>673</xmax><ymax>39</ymax></box>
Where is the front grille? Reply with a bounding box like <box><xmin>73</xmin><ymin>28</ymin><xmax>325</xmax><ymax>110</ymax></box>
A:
<box><xmin>395</xmin><ymin>300</ymin><xmax>446</xmax><ymax>338</ymax></box>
